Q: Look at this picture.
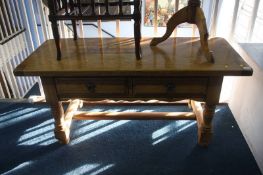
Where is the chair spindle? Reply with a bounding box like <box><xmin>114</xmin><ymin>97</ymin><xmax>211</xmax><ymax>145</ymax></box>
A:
<box><xmin>91</xmin><ymin>0</ymin><xmax>95</xmax><ymax>15</ymax></box>
<box><xmin>105</xmin><ymin>0</ymin><xmax>109</xmax><ymax>15</ymax></box>
<box><xmin>47</xmin><ymin>0</ymin><xmax>142</xmax><ymax>59</ymax></box>
<box><xmin>63</xmin><ymin>0</ymin><xmax>69</xmax><ymax>15</ymax></box>
<box><xmin>77</xmin><ymin>0</ymin><xmax>82</xmax><ymax>15</ymax></box>
<box><xmin>119</xmin><ymin>0</ymin><xmax>123</xmax><ymax>15</ymax></box>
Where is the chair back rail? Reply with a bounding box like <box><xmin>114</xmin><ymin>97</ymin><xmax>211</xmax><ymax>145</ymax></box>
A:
<box><xmin>47</xmin><ymin>0</ymin><xmax>142</xmax><ymax>60</ymax></box>
<box><xmin>50</xmin><ymin>0</ymin><xmax>138</xmax><ymax>19</ymax></box>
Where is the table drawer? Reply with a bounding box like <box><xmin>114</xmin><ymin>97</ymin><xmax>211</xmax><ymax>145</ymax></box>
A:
<box><xmin>56</xmin><ymin>78</ymin><xmax>128</xmax><ymax>98</ymax></box>
<box><xmin>133</xmin><ymin>77</ymin><xmax>208</xmax><ymax>98</ymax></box>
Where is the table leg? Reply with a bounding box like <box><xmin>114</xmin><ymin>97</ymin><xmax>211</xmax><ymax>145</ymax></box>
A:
<box><xmin>41</xmin><ymin>77</ymin><xmax>70</xmax><ymax>144</ymax></box>
<box><xmin>197</xmin><ymin>104</ymin><xmax>216</xmax><ymax>146</ymax></box>
<box><xmin>194</xmin><ymin>77</ymin><xmax>223</xmax><ymax>146</ymax></box>
<box><xmin>51</xmin><ymin>101</ymin><xmax>70</xmax><ymax>144</ymax></box>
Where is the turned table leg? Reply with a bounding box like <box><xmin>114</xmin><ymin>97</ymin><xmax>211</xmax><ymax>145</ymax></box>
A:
<box><xmin>51</xmin><ymin>101</ymin><xmax>70</xmax><ymax>144</ymax></box>
<box><xmin>201</xmin><ymin>77</ymin><xmax>223</xmax><ymax>146</ymax></box>
<box><xmin>41</xmin><ymin>77</ymin><xmax>70</xmax><ymax>144</ymax></box>
<box><xmin>198</xmin><ymin>104</ymin><xmax>216</xmax><ymax>146</ymax></box>
<box><xmin>192</xmin><ymin>77</ymin><xmax>223</xmax><ymax>146</ymax></box>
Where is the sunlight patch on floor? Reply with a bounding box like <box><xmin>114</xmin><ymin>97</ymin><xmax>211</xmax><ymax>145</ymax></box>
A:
<box><xmin>215</xmin><ymin>108</ymin><xmax>221</xmax><ymax>113</ymax></box>
<box><xmin>152</xmin><ymin>123</ymin><xmax>172</xmax><ymax>140</ymax></box>
<box><xmin>71</xmin><ymin>120</ymin><xmax>130</xmax><ymax>145</ymax></box>
<box><xmin>73</xmin><ymin>120</ymin><xmax>114</xmax><ymax>136</ymax></box>
<box><xmin>0</xmin><ymin>107</ymin><xmax>24</xmax><ymax>118</ymax></box>
<box><xmin>177</xmin><ymin>121</ymin><xmax>196</xmax><ymax>133</ymax></box>
<box><xmin>104</xmin><ymin>109</ymin><xmax>122</xmax><ymax>112</ymax></box>
<box><xmin>87</xmin><ymin>108</ymin><xmax>104</xmax><ymax>112</ymax></box>
<box><xmin>17</xmin><ymin>119</ymin><xmax>56</xmax><ymax>146</ymax></box>
<box><xmin>24</xmin><ymin>118</ymin><xmax>54</xmax><ymax>133</ymax></box>
<box><xmin>0</xmin><ymin>108</ymin><xmax>40</xmax><ymax>123</ymax></box>
<box><xmin>2</xmin><ymin>161</ymin><xmax>33</xmax><ymax>175</ymax></box>
<box><xmin>71</xmin><ymin>109</ymin><xmax>136</xmax><ymax>145</ymax></box>
<box><xmin>141</xmin><ymin>110</ymin><xmax>154</xmax><ymax>112</ymax></box>
<box><xmin>152</xmin><ymin>135</ymin><xmax>170</xmax><ymax>145</ymax></box>
<box><xmin>64</xmin><ymin>163</ymin><xmax>114</xmax><ymax>175</ymax></box>
<box><xmin>18</xmin><ymin>124</ymin><xmax>54</xmax><ymax>143</ymax></box>
<box><xmin>89</xmin><ymin>164</ymin><xmax>114</xmax><ymax>175</ymax></box>
<box><xmin>18</xmin><ymin>130</ymin><xmax>56</xmax><ymax>146</ymax></box>
<box><xmin>152</xmin><ymin>121</ymin><xmax>196</xmax><ymax>145</ymax></box>
<box><xmin>118</xmin><ymin>109</ymin><xmax>138</xmax><ymax>112</ymax></box>
<box><xmin>0</xmin><ymin>108</ymin><xmax>49</xmax><ymax>129</ymax></box>
<box><xmin>64</xmin><ymin>164</ymin><xmax>100</xmax><ymax>175</ymax></box>
<box><xmin>74</xmin><ymin>120</ymin><xmax>95</xmax><ymax>128</ymax></box>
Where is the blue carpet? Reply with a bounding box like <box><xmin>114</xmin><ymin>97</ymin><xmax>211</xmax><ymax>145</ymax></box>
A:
<box><xmin>0</xmin><ymin>102</ymin><xmax>261</xmax><ymax>175</ymax></box>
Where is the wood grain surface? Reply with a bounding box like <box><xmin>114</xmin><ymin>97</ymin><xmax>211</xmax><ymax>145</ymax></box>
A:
<box><xmin>14</xmin><ymin>37</ymin><xmax>252</xmax><ymax>77</ymax></box>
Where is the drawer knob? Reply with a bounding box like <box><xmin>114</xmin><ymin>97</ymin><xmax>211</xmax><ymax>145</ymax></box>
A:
<box><xmin>166</xmin><ymin>83</ymin><xmax>175</xmax><ymax>93</ymax></box>
<box><xmin>86</xmin><ymin>83</ymin><xmax>96</xmax><ymax>93</ymax></box>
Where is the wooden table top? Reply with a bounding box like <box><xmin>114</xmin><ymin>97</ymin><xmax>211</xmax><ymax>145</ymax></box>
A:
<box><xmin>14</xmin><ymin>37</ymin><xmax>253</xmax><ymax>77</ymax></box>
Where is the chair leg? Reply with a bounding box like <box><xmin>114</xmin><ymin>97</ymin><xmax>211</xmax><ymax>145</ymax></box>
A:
<box><xmin>195</xmin><ymin>7</ymin><xmax>214</xmax><ymax>63</ymax></box>
<box><xmin>150</xmin><ymin>7</ymin><xmax>188</xmax><ymax>46</ymax></box>
<box><xmin>72</xmin><ymin>20</ymin><xmax>78</xmax><ymax>40</ymax></box>
<box><xmin>134</xmin><ymin>19</ymin><xmax>142</xmax><ymax>60</ymax></box>
<box><xmin>133</xmin><ymin>0</ymin><xmax>142</xmax><ymax>59</ymax></box>
<box><xmin>51</xmin><ymin>21</ymin><xmax>61</xmax><ymax>60</ymax></box>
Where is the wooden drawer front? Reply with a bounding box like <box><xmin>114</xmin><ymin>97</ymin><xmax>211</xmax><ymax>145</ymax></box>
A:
<box><xmin>56</xmin><ymin>78</ymin><xmax>128</xmax><ymax>98</ymax></box>
<box><xmin>133</xmin><ymin>78</ymin><xmax>208</xmax><ymax>98</ymax></box>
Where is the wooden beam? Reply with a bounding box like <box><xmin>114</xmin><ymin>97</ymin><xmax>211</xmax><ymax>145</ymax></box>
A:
<box><xmin>33</xmin><ymin>98</ymin><xmax>193</xmax><ymax>106</ymax></box>
<box><xmin>79</xmin><ymin>99</ymin><xmax>191</xmax><ymax>105</ymax></box>
<box><xmin>73</xmin><ymin>111</ymin><xmax>196</xmax><ymax>120</ymax></box>
<box><xmin>64</xmin><ymin>99</ymin><xmax>83</xmax><ymax>128</ymax></box>
<box><xmin>191</xmin><ymin>100</ymin><xmax>207</xmax><ymax>146</ymax></box>
<box><xmin>190</xmin><ymin>100</ymin><xmax>203</xmax><ymax>128</ymax></box>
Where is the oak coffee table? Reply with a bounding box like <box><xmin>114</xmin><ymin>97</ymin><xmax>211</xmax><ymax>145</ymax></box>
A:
<box><xmin>14</xmin><ymin>37</ymin><xmax>253</xmax><ymax>146</ymax></box>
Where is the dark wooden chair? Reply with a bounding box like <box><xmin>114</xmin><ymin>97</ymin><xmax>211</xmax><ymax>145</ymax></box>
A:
<box><xmin>47</xmin><ymin>0</ymin><xmax>142</xmax><ymax>60</ymax></box>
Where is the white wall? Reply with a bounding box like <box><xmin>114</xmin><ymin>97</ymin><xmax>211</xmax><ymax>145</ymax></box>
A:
<box><xmin>216</xmin><ymin>0</ymin><xmax>263</xmax><ymax>172</ymax></box>
<box><xmin>226</xmin><ymin>43</ymin><xmax>263</xmax><ymax>173</ymax></box>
